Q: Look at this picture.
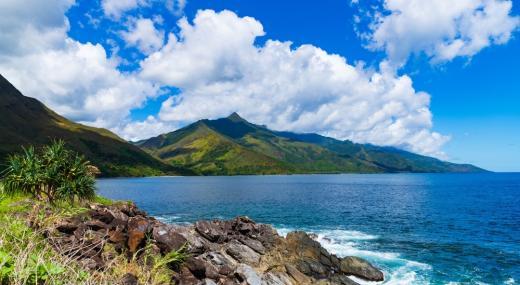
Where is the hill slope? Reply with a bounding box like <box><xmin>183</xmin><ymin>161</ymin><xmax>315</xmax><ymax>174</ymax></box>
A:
<box><xmin>137</xmin><ymin>113</ymin><xmax>485</xmax><ymax>175</ymax></box>
<box><xmin>0</xmin><ymin>74</ymin><xmax>189</xmax><ymax>177</ymax></box>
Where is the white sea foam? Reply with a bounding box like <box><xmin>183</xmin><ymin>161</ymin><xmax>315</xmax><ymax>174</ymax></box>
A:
<box><xmin>505</xmin><ymin>278</ymin><xmax>515</xmax><ymax>285</ymax></box>
<box><xmin>275</xmin><ymin>227</ymin><xmax>432</xmax><ymax>285</ymax></box>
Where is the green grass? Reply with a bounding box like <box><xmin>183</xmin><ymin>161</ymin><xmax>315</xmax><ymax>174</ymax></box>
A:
<box><xmin>0</xmin><ymin>188</ymin><xmax>187</xmax><ymax>284</ymax></box>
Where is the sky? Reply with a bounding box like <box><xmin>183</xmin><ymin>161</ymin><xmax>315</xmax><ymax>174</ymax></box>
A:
<box><xmin>0</xmin><ymin>0</ymin><xmax>518</xmax><ymax>171</ymax></box>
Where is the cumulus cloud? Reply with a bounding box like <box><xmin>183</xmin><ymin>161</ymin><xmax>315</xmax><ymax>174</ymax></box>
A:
<box><xmin>140</xmin><ymin>10</ymin><xmax>449</xmax><ymax>157</ymax></box>
<box><xmin>121</xmin><ymin>18</ymin><xmax>164</xmax><ymax>54</ymax></box>
<box><xmin>366</xmin><ymin>0</ymin><xmax>520</xmax><ymax>66</ymax></box>
<box><xmin>0</xmin><ymin>0</ymin><xmax>157</xmax><ymax>130</ymax></box>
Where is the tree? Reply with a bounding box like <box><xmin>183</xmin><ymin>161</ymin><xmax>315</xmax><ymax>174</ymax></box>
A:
<box><xmin>1</xmin><ymin>140</ymin><xmax>96</xmax><ymax>203</ymax></box>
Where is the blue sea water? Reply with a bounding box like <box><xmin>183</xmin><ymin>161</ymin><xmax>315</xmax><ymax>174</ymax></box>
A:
<box><xmin>96</xmin><ymin>173</ymin><xmax>520</xmax><ymax>284</ymax></box>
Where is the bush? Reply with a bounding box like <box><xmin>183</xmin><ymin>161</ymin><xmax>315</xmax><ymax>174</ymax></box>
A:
<box><xmin>1</xmin><ymin>140</ymin><xmax>96</xmax><ymax>203</ymax></box>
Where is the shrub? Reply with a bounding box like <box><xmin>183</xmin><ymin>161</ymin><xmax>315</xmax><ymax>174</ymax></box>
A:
<box><xmin>1</xmin><ymin>140</ymin><xmax>96</xmax><ymax>203</ymax></box>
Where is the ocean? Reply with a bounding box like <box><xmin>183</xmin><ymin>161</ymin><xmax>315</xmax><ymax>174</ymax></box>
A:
<box><xmin>96</xmin><ymin>173</ymin><xmax>520</xmax><ymax>284</ymax></box>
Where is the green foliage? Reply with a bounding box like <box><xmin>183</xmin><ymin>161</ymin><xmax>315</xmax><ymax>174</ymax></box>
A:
<box><xmin>153</xmin><ymin>244</ymin><xmax>189</xmax><ymax>270</ymax></box>
<box><xmin>1</xmin><ymin>140</ymin><xmax>95</xmax><ymax>203</ymax></box>
<box><xmin>139</xmin><ymin>113</ymin><xmax>485</xmax><ymax>175</ymax></box>
<box><xmin>0</xmin><ymin>74</ymin><xmax>187</xmax><ymax>177</ymax></box>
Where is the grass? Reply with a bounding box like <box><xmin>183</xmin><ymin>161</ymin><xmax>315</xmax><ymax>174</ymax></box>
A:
<box><xmin>0</xmin><ymin>187</ymin><xmax>188</xmax><ymax>284</ymax></box>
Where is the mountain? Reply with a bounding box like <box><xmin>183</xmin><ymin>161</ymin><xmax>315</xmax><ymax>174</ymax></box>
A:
<box><xmin>137</xmin><ymin>112</ymin><xmax>485</xmax><ymax>175</ymax></box>
<box><xmin>0</xmin><ymin>74</ymin><xmax>190</xmax><ymax>177</ymax></box>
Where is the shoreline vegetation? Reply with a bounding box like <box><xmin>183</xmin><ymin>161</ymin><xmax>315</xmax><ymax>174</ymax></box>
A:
<box><xmin>0</xmin><ymin>142</ymin><xmax>384</xmax><ymax>284</ymax></box>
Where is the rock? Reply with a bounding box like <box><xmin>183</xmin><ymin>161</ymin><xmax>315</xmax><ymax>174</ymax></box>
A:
<box><xmin>127</xmin><ymin>216</ymin><xmax>150</xmax><ymax>253</ymax></box>
<box><xmin>177</xmin><ymin>267</ymin><xmax>200</xmax><ymax>285</ymax></box>
<box><xmin>89</xmin><ymin>208</ymin><xmax>115</xmax><ymax>224</ymax></box>
<box><xmin>201</xmin><ymin>279</ymin><xmax>217</xmax><ymax>285</ymax></box>
<box><xmin>152</xmin><ymin>225</ymin><xmax>187</xmax><ymax>254</ymax></box>
<box><xmin>85</xmin><ymin>219</ymin><xmax>108</xmax><ymax>231</ymax></box>
<box><xmin>285</xmin><ymin>264</ymin><xmax>311</xmax><ymax>284</ymax></box>
<box><xmin>174</xmin><ymin>225</ymin><xmax>208</xmax><ymax>254</ymax></box>
<box><xmin>233</xmin><ymin>216</ymin><xmax>255</xmax><ymax>234</ymax></box>
<box><xmin>285</xmin><ymin>231</ymin><xmax>322</xmax><ymax>260</ymax></box>
<box><xmin>56</xmin><ymin>219</ymin><xmax>80</xmax><ymax>234</ymax></box>
<box><xmin>339</xmin><ymin>256</ymin><xmax>384</xmax><ymax>281</ymax></box>
<box><xmin>195</xmin><ymin>221</ymin><xmax>225</xmax><ymax>242</ymax></box>
<box><xmin>108</xmin><ymin>229</ymin><xmax>127</xmax><ymax>244</ymax></box>
<box><xmin>238</xmin><ymin>237</ymin><xmax>265</xmax><ymax>254</ymax></box>
<box><xmin>262</xmin><ymin>272</ymin><xmax>290</xmax><ymax>285</ymax></box>
<box><xmin>235</xmin><ymin>264</ymin><xmax>262</xmax><ymax>285</ymax></box>
<box><xmin>185</xmin><ymin>257</ymin><xmax>207</xmax><ymax>279</ymax></box>
<box><xmin>119</xmin><ymin>202</ymin><xmax>146</xmax><ymax>217</ymax></box>
<box><xmin>225</xmin><ymin>240</ymin><xmax>261</xmax><ymax>265</ymax></box>
<box><xmin>120</xmin><ymin>273</ymin><xmax>138</xmax><ymax>285</ymax></box>
<box><xmin>330</xmin><ymin>274</ymin><xmax>360</xmax><ymax>285</ymax></box>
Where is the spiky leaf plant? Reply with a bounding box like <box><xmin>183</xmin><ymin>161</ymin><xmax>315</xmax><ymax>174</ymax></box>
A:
<box><xmin>1</xmin><ymin>140</ymin><xmax>96</xmax><ymax>203</ymax></box>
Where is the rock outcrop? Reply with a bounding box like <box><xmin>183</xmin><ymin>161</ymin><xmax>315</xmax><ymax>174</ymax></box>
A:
<box><xmin>47</xmin><ymin>203</ymin><xmax>384</xmax><ymax>284</ymax></box>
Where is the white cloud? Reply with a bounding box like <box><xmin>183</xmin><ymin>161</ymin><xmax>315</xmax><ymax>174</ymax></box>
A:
<box><xmin>367</xmin><ymin>0</ymin><xmax>520</xmax><ymax>66</ymax></box>
<box><xmin>116</xmin><ymin>115</ymin><xmax>175</xmax><ymax>142</ymax></box>
<box><xmin>167</xmin><ymin>0</ymin><xmax>187</xmax><ymax>16</ymax></box>
<box><xmin>101</xmin><ymin>0</ymin><xmax>148</xmax><ymax>19</ymax></box>
<box><xmin>0</xmin><ymin>0</ymin><xmax>157</xmax><ymax>131</ymax></box>
<box><xmin>140</xmin><ymin>10</ymin><xmax>449</xmax><ymax>157</ymax></box>
<box><xmin>121</xmin><ymin>18</ymin><xmax>164</xmax><ymax>54</ymax></box>
<box><xmin>101</xmin><ymin>0</ymin><xmax>187</xmax><ymax>19</ymax></box>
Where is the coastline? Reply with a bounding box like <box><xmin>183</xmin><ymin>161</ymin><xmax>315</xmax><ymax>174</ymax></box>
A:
<box><xmin>0</xmin><ymin>194</ymin><xmax>384</xmax><ymax>284</ymax></box>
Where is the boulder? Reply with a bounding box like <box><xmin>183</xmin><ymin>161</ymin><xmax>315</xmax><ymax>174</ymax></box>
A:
<box><xmin>262</xmin><ymin>272</ymin><xmax>292</xmax><ymax>285</ymax></box>
<box><xmin>238</xmin><ymin>237</ymin><xmax>265</xmax><ymax>254</ymax></box>
<box><xmin>339</xmin><ymin>256</ymin><xmax>384</xmax><ymax>281</ymax></box>
<box><xmin>225</xmin><ymin>240</ymin><xmax>261</xmax><ymax>265</ymax></box>
<box><xmin>235</xmin><ymin>264</ymin><xmax>262</xmax><ymax>285</ymax></box>
<box><xmin>285</xmin><ymin>264</ymin><xmax>311</xmax><ymax>284</ymax></box>
<box><xmin>195</xmin><ymin>221</ymin><xmax>226</xmax><ymax>242</ymax></box>
<box><xmin>185</xmin><ymin>257</ymin><xmax>207</xmax><ymax>279</ymax></box>
<box><xmin>330</xmin><ymin>274</ymin><xmax>360</xmax><ymax>285</ymax></box>
<box><xmin>152</xmin><ymin>225</ymin><xmax>187</xmax><ymax>253</ymax></box>
<box><xmin>89</xmin><ymin>208</ymin><xmax>114</xmax><ymax>224</ymax></box>
<box><xmin>85</xmin><ymin>219</ymin><xmax>109</xmax><ymax>231</ymax></box>
<box><xmin>55</xmin><ymin>219</ymin><xmax>80</xmax><ymax>234</ymax></box>
<box><xmin>127</xmin><ymin>216</ymin><xmax>150</xmax><ymax>253</ymax></box>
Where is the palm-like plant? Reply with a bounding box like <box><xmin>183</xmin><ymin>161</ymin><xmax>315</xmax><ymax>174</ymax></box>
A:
<box><xmin>1</xmin><ymin>140</ymin><xmax>96</xmax><ymax>203</ymax></box>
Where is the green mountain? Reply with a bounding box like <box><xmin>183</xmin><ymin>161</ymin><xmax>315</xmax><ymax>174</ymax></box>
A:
<box><xmin>0</xmin><ymin>74</ymin><xmax>190</xmax><ymax>177</ymax></box>
<box><xmin>137</xmin><ymin>112</ymin><xmax>485</xmax><ymax>175</ymax></box>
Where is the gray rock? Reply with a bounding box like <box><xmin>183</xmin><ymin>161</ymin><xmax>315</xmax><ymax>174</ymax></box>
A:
<box><xmin>262</xmin><ymin>272</ymin><xmax>291</xmax><ymax>285</ymax></box>
<box><xmin>235</xmin><ymin>264</ymin><xmax>262</xmax><ymax>285</ymax></box>
<box><xmin>339</xmin><ymin>256</ymin><xmax>384</xmax><ymax>281</ymax></box>
<box><xmin>330</xmin><ymin>274</ymin><xmax>360</xmax><ymax>285</ymax></box>
<box><xmin>226</xmin><ymin>240</ymin><xmax>261</xmax><ymax>265</ymax></box>
<box><xmin>152</xmin><ymin>225</ymin><xmax>187</xmax><ymax>253</ymax></box>
<box><xmin>285</xmin><ymin>264</ymin><xmax>311</xmax><ymax>284</ymax></box>
<box><xmin>239</xmin><ymin>237</ymin><xmax>266</xmax><ymax>254</ymax></box>
<box><xmin>195</xmin><ymin>221</ymin><xmax>225</xmax><ymax>242</ymax></box>
<box><xmin>201</xmin><ymin>279</ymin><xmax>217</xmax><ymax>285</ymax></box>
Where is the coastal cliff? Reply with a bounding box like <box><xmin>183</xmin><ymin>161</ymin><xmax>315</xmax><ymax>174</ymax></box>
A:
<box><xmin>40</xmin><ymin>201</ymin><xmax>383</xmax><ymax>284</ymax></box>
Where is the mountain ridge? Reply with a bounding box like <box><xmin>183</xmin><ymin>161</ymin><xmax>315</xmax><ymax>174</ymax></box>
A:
<box><xmin>0</xmin><ymin>74</ymin><xmax>191</xmax><ymax>177</ymax></box>
<box><xmin>137</xmin><ymin>113</ymin><xmax>485</xmax><ymax>175</ymax></box>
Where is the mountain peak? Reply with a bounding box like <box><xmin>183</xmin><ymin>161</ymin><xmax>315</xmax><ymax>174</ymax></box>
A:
<box><xmin>226</xmin><ymin>112</ymin><xmax>247</xmax><ymax>122</ymax></box>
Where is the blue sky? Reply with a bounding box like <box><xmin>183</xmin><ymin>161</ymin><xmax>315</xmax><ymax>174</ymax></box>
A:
<box><xmin>0</xmin><ymin>0</ymin><xmax>519</xmax><ymax>171</ymax></box>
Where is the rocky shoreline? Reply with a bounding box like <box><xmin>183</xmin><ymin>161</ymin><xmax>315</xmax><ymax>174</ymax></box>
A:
<box><xmin>48</xmin><ymin>202</ymin><xmax>384</xmax><ymax>284</ymax></box>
